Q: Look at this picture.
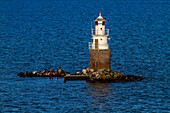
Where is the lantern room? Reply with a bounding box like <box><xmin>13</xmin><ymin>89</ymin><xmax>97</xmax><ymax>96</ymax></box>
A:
<box><xmin>94</xmin><ymin>11</ymin><xmax>106</xmax><ymax>35</ymax></box>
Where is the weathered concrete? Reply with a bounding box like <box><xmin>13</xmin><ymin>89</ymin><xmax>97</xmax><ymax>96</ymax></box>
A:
<box><xmin>65</xmin><ymin>74</ymin><xmax>89</xmax><ymax>80</ymax></box>
<box><xmin>89</xmin><ymin>49</ymin><xmax>111</xmax><ymax>71</ymax></box>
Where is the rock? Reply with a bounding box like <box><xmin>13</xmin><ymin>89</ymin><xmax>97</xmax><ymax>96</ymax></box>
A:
<box><xmin>89</xmin><ymin>74</ymin><xmax>92</xmax><ymax>78</ymax></box>
<box><xmin>32</xmin><ymin>71</ymin><xmax>37</xmax><ymax>74</ymax></box>
<box><xmin>86</xmin><ymin>78</ymin><xmax>95</xmax><ymax>83</ymax></box>
<box><xmin>18</xmin><ymin>72</ymin><xmax>25</xmax><ymax>77</ymax></box>
<box><xmin>86</xmin><ymin>68</ymin><xmax>90</xmax><ymax>72</ymax></box>
<box><xmin>136</xmin><ymin>76</ymin><xmax>143</xmax><ymax>81</ymax></box>
<box><xmin>45</xmin><ymin>73</ymin><xmax>48</xmax><ymax>76</ymax></box>
<box><xmin>107</xmin><ymin>69</ymin><xmax>111</xmax><ymax>71</ymax></box>
<box><xmin>58</xmin><ymin>69</ymin><xmax>64</xmax><ymax>74</ymax></box>
<box><xmin>95</xmin><ymin>73</ymin><xmax>100</xmax><ymax>78</ymax></box>
<box><xmin>76</xmin><ymin>71</ymin><xmax>82</xmax><ymax>75</ymax></box>
<box><xmin>61</xmin><ymin>73</ymin><xmax>65</xmax><ymax>76</ymax></box>
<box><xmin>92</xmin><ymin>72</ymin><xmax>97</xmax><ymax>75</ymax></box>
<box><xmin>90</xmin><ymin>69</ymin><xmax>94</xmax><ymax>72</ymax></box>
<box><xmin>117</xmin><ymin>72</ymin><xmax>124</xmax><ymax>77</ymax></box>
<box><xmin>129</xmin><ymin>76</ymin><xmax>135</xmax><ymax>81</ymax></box>
<box><xmin>125</xmin><ymin>77</ymin><xmax>129</xmax><ymax>82</ymax></box>
<box><xmin>114</xmin><ymin>73</ymin><xmax>118</xmax><ymax>78</ymax></box>
<box><xmin>41</xmin><ymin>69</ymin><xmax>47</xmax><ymax>73</ymax></box>
<box><xmin>98</xmin><ymin>69</ymin><xmax>104</xmax><ymax>73</ymax></box>
<box><xmin>82</xmin><ymin>69</ymin><xmax>87</xmax><ymax>75</ymax></box>
<box><xmin>37</xmin><ymin>73</ymin><xmax>42</xmax><ymax>76</ymax></box>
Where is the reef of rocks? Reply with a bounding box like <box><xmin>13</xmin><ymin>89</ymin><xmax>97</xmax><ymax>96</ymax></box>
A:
<box><xmin>74</xmin><ymin>68</ymin><xmax>143</xmax><ymax>83</ymax></box>
<box><xmin>18</xmin><ymin>69</ymin><xmax>69</xmax><ymax>77</ymax></box>
<box><xmin>18</xmin><ymin>68</ymin><xmax>143</xmax><ymax>83</ymax></box>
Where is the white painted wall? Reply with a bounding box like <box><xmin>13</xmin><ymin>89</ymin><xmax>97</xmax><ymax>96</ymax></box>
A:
<box><xmin>95</xmin><ymin>21</ymin><xmax>105</xmax><ymax>35</ymax></box>
<box><xmin>92</xmin><ymin>36</ymin><xmax>108</xmax><ymax>49</ymax></box>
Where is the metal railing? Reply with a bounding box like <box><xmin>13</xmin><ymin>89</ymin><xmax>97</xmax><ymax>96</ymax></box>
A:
<box><xmin>91</xmin><ymin>29</ymin><xmax>109</xmax><ymax>36</ymax></box>
<box><xmin>88</xmin><ymin>42</ymin><xmax>109</xmax><ymax>49</ymax></box>
<box><xmin>89</xmin><ymin>42</ymin><xmax>92</xmax><ymax>49</ymax></box>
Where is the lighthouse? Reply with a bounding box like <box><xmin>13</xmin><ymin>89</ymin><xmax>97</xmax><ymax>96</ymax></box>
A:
<box><xmin>89</xmin><ymin>11</ymin><xmax>111</xmax><ymax>71</ymax></box>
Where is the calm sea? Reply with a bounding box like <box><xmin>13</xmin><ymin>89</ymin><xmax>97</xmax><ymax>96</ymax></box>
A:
<box><xmin>0</xmin><ymin>0</ymin><xmax>169</xmax><ymax>112</ymax></box>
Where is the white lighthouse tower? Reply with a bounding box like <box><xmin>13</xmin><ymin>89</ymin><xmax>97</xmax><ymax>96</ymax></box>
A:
<box><xmin>89</xmin><ymin>11</ymin><xmax>111</xmax><ymax>71</ymax></box>
<box><xmin>90</xmin><ymin>11</ymin><xmax>109</xmax><ymax>49</ymax></box>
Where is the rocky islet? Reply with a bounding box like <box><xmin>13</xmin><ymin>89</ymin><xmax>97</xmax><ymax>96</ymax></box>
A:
<box><xmin>18</xmin><ymin>68</ymin><xmax>143</xmax><ymax>83</ymax></box>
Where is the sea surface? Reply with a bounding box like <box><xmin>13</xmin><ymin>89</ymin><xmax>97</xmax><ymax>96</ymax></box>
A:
<box><xmin>0</xmin><ymin>0</ymin><xmax>169</xmax><ymax>112</ymax></box>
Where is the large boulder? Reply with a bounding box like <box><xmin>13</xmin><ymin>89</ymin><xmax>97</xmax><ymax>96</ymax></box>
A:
<box><xmin>57</xmin><ymin>69</ymin><xmax>64</xmax><ymax>74</ymax></box>
<box><xmin>98</xmin><ymin>69</ymin><xmax>104</xmax><ymax>74</ymax></box>
<box><xmin>90</xmin><ymin>69</ymin><xmax>94</xmax><ymax>72</ymax></box>
<box><xmin>41</xmin><ymin>69</ymin><xmax>47</xmax><ymax>73</ymax></box>
<box><xmin>95</xmin><ymin>73</ymin><xmax>100</xmax><ymax>78</ymax></box>
<box><xmin>76</xmin><ymin>71</ymin><xmax>82</xmax><ymax>75</ymax></box>
<box><xmin>86</xmin><ymin>68</ymin><xmax>90</xmax><ymax>72</ymax></box>
<box><xmin>32</xmin><ymin>71</ymin><xmax>37</xmax><ymax>74</ymax></box>
<box><xmin>82</xmin><ymin>69</ymin><xmax>87</xmax><ymax>75</ymax></box>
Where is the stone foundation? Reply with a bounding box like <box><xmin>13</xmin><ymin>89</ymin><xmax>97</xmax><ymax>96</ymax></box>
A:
<box><xmin>89</xmin><ymin>49</ymin><xmax>111</xmax><ymax>71</ymax></box>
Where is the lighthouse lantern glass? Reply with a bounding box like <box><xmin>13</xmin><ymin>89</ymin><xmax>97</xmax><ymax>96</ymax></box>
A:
<box><xmin>102</xmin><ymin>21</ymin><xmax>105</xmax><ymax>25</ymax></box>
<box><xmin>95</xmin><ymin>21</ymin><xmax>98</xmax><ymax>25</ymax></box>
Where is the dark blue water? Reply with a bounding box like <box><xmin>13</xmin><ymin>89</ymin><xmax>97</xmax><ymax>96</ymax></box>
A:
<box><xmin>0</xmin><ymin>0</ymin><xmax>169</xmax><ymax>112</ymax></box>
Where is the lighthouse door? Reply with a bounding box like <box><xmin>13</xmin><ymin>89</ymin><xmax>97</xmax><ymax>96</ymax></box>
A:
<box><xmin>95</xmin><ymin>39</ymin><xmax>98</xmax><ymax>49</ymax></box>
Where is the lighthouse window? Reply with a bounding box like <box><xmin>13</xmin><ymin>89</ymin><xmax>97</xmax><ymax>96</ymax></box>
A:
<box><xmin>95</xmin><ymin>21</ymin><xmax>98</xmax><ymax>25</ymax></box>
<box><xmin>102</xmin><ymin>21</ymin><xmax>105</xmax><ymax>25</ymax></box>
<box><xmin>100</xmin><ymin>28</ymin><xmax>102</xmax><ymax>30</ymax></box>
<box><xmin>100</xmin><ymin>39</ymin><xmax>102</xmax><ymax>40</ymax></box>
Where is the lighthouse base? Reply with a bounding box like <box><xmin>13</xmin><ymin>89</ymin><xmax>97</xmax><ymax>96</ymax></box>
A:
<box><xmin>89</xmin><ymin>49</ymin><xmax>111</xmax><ymax>71</ymax></box>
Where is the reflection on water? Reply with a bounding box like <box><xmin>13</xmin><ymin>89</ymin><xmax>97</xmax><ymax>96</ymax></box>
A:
<box><xmin>88</xmin><ymin>83</ymin><xmax>114</xmax><ymax>97</ymax></box>
<box><xmin>87</xmin><ymin>83</ymin><xmax>116</xmax><ymax>111</ymax></box>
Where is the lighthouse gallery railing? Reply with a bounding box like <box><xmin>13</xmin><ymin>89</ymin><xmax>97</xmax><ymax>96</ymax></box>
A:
<box><xmin>91</xmin><ymin>29</ymin><xmax>109</xmax><ymax>36</ymax></box>
<box><xmin>89</xmin><ymin>42</ymin><xmax>109</xmax><ymax>49</ymax></box>
<box><xmin>89</xmin><ymin>42</ymin><xmax>92</xmax><ymax>49</ymax></box>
